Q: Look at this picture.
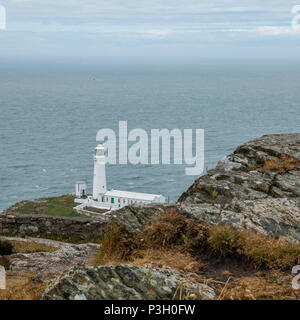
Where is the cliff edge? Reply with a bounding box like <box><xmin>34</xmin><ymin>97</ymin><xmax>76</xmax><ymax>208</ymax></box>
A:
<box><xmin>178</xmin><ymin>134</ymin><xmax>300</xmax><ymax>243</ymax></box>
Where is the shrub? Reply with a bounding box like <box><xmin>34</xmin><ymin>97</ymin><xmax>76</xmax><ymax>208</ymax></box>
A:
<box><xmin>207</xmin><ymin>226</ymin><xmax>241</xmax><ymax>256</ymax></box>
<box><xmin>140</xmin><ymin>211</ymin><xmax>187</xmax><ymax>248</ymax></box>
<box><xmin>239</xmin><ymin>233</ymin><xmax>300</xmax><ymax>270</ymax></box>
<box><xmin>93</xmin><ymin>223</ymin><xmax>134</xmax><ymax>265</ymax></box>
<box><xmin>94</xmin><ymin>211</ymin><xmax>300</xmax><ymax>272</ymax></box>
<box><xmin>264</xmin><ymin>155</ymin><xmax>298</xmax><ymax>174</ymax></box>
<box><xmin>207</xmin><ymin>226</ymin><xmax>300</xmax><ymax>270</ymax></box>
<box><xmin>139</xmin><ymin>210</ymin><xmax>207</xmax><ymax>249</ymax></box>
<box><xmin>182</xmin><ymin>219</ymin><xmax>207</xmax><ymax>248</ymax></box>
<box><xmin>0</xmin><ymin>240</ymin><xmax>13</xmax><ymax>256</ymax></box>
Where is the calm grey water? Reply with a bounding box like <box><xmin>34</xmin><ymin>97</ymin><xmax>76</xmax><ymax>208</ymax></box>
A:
<box><xmin>0</xmin><ymin>60</ymin><xmax>299</xmax><ymax>211</ymax></box>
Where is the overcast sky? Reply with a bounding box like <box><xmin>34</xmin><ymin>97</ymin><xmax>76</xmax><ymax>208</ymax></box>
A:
<box><xmin>1</xmin><ymin>0</ymin><xmax>300</xmax><ymax>60</ymax></box>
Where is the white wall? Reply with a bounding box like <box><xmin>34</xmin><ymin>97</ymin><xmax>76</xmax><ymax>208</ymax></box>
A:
<box><xmin>75</xmin><ymin>183</ymin><xmax>87</xmax><ymax>198</ymax></box>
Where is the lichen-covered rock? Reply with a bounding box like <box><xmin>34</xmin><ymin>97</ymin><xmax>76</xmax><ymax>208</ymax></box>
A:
<box><xmin>109</xmin><ymin>204</ymin><xmax>176</xmax><ymax>234</ymax></box>
<box><xmin>178</xmin><ymin>134</ymin><xmax>300</xmax><ymax>243</ymax></box>
<box><xmin>1</xmin><ymin>236</ymin><xmax>100</xmax><ymax>275</ymax></box>
<box><xmin>41</xmin><ymin>264</ymin><xmax>216</xmax><ymax>300</ymax></box>
<box><xmin>230</xmin><ymin>133</ymin><xmax>300</xmax><ymax>168</ymax></box>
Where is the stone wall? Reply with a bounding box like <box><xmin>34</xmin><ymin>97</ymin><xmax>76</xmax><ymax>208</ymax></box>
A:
<box><xmin>0</xmin><ymin>213</ymin><xmax>107</xmax><ymax>242</ymax></box>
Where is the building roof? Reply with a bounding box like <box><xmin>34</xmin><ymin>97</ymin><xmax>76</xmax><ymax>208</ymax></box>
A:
<box><xmin>104</xmin><ymin>189</ymin><xmax>163</xmax><ymax>201</ymax></box>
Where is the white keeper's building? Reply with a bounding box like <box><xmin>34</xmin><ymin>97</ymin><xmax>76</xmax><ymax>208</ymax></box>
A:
<box><xmin>74</xmin><ymin>144</ymin><xmax>165</xmax><ymax>211</ymax></box>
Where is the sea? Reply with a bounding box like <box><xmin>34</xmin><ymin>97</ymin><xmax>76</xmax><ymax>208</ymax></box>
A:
<box><xmin>0</xmin><ymin>59</ymin><xmax>299</xmax><ymax>211</ymax></box>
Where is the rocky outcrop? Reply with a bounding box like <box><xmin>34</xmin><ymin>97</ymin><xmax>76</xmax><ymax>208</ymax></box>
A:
<box><xmin>110</xmin><ymin>204</ymin><xmax>176</xmax><ymax>234</ymax></box>
<box><xmin>42</xmin><ymin>264</ymin><xmax>216</xmax><ymax>300</ymax></box>
<box><xmin>1</xmin><ymin>236</ymin><xmax>100</xmax><ymax>275</ymax></box>
<box><xmin>104</xmin><ymin>134</ymin><xmax>300</xmax><ymax>244</ymax></box>
<box><xmin>0</xmin><ymin>214</ymin><xmax>107</xmax><ymax>241</ymax></box>
<box><xmin>178</xmin><ymin>134</ymin><xmax>300</xmax><ymax>243</ymax></box>
<box><xmin>4</xmin><ymin>133</ymin><xmax>300</xmax><ymax>301</ymax></box>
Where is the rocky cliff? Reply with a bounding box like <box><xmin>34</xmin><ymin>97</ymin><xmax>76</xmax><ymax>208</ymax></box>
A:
<box><xmin>178</xmin><ymin>134</ymin><xmax>300</xmax><ymax>243</ymax></box>
<box><xmin>40</xmin><ymin>133</ymin><xmax>300</xmax><ymax>301</ymax></box>
<box><xmin>2</xmin><ymin>133</ymin><xmax>300</xmax><ymax>300</ymax></box>
<box><xmin>103</xmin><ymin>134</ymin><xmax>300</xmax><ymax>243</ymax></box>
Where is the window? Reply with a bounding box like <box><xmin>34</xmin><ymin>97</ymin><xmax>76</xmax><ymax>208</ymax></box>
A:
<box><xmin>111</xmin><ymin>197</ymin><xmax>114</xmax><ymax>204</ymax></box>
<box><xmin>96</xmin><ymin>149</ymin><xmax>104</xmax><ymax>156</ymax></box>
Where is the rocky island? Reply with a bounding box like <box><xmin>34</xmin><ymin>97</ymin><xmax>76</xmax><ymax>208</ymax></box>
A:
<box><xmin>1</xmin><ymin>133</ymin><xmax>299</xmax><ymax>300</ymax></box>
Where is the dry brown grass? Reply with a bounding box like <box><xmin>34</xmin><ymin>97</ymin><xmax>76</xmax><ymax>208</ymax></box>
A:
<box><xmin>91</xmin><ymin>211</ymin><xmax>300</xmax><ymax>300</ymax></box>
<box><xmin>93</xmin><ymin>209</ymin><xmax>207</xmax><ymax>270</ymax></box>
<box><xmin>240</xmin><ymin>233</ymin><xmax>300</xmax><ymax>270</ymax></box>
<box><xmin>138</xmin><ymin>210</ymin><xmax>207</xmax><ymax>249</ymax></box>
<box><xmin>0</xmin><ymin>241</ymin><xmax>56</xmax><ymax>300</ymax></box>
<box><xmin>207</xmin><ymin>226</ymin><xmax>300</xmax><ymax>270</ymax></box>
<box><xmin>139</xmin><ymin>211</ymin><xmax>187</xmax><ymax>248</ymax></box>
<box><xmin>93</xmin><ymin>223</ymin><xmax>135</xmax><ymax>266</ymax></box>
<box><xmin>220</xmin><ymin>271</ymin><xmax>298</xmax><ymax>300</ymax></box>
<box><xmin>94</xmin><ymin>212</ymin><xmax>300</xmax><ymax>272</ymax></box>
<box><xmin>97</xmin><ymin>248</ymin><xmax>204</xmax><ymax>273</ymax></box>
<box><xmin>0</xmin><ymin>271</ymin><xmax>46</xmax><ymax>300</ymax></box>
<box><xmin>9</xmin><ymin>240</ymin><xmax>58</xmax><ymax>254</ymax></box>
<box><xmin>93</xmin><ymin>210</ymin><xmax>207</xmax><ymax>266</ymax></box>
<box><xmin>263</xmin><ymin>155</ymin><xmax>298</xmax><ymax>174</ymax></box>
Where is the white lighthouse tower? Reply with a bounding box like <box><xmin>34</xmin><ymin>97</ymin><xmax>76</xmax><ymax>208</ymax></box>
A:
<box><xmin>93</xmin><ymin>144</ymin><xmax>107</xmax><ymax>200</ymax></box>
<box><xmin>74</xmin><ymin>143</ymin><xmax>165</xmax><ymax>212</ymax></box>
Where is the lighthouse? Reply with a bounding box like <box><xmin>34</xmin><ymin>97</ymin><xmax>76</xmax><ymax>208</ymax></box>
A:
<box><xmin>74</xmin><ymin>143</ymin><xmax>165</xmax><ymax>212</ymax></box>
<box><xmin>93</xmin><ymin>144</ymin><xmax>107</xmax><ymax>199</ymax></box>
